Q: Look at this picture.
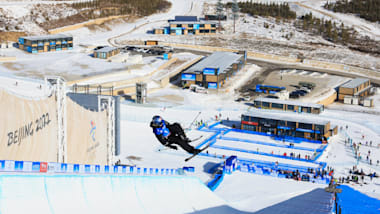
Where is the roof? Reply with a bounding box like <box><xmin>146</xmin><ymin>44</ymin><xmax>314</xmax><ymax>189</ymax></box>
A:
<box><xmin>185</xmin><ymin>52</ymin><xmax>242</xmax><ymax>74</ymax></box>
<box><xmin>94</xmin><ymin>46</ymin><xmax>118</xmax><ymax>53</ymax></box>
<box><xmin>242</xmin><ymin>109</ymin><xmax>330</xmax><ymax>126</ymax></box>
<box><xmin>169</xmin><ymin>20</ymin><xmax>217</xmax><ymax>24</ymax></box>
<box><xmin>174</xmin><ymin>16</ymin><xmax>198</xmax><ymax>22</ymax></box>
<box><xmin>254</xmin><ymin>97</ymin><xmax>323</xmax><ymax>109</ymax></box>
<box><xmin>340</xmin><ymin>78</ymin><xmax>369</xmax><ymax>89</ymax></box>
<box><xmin>21</xmin><ymin>34</ymin><xmax>72</xmax><ymax>41</ymax></box>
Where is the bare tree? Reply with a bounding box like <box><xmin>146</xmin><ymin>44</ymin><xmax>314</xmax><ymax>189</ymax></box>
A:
<box><xmin>216</xmin><ymin>0</ymin><xmax>224</xmax><ymax>32</ymax></box>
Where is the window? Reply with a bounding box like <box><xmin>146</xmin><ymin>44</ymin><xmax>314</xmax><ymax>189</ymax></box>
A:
<box><xmin>211</xmin><ymin>24</ymin><xmax>216</xmax><ymax>28</ymax></box>
<box><xmin>211</xmin><ymin>30</ymin><xmax>216</xmax><ymax>33</ymax></box>
<box><xmin>205</xmin><ymin>29</ymin><xmax>210</xmax><ymax>33</ymax></box>
<box><xmin>37</xmin><ymin>46</ymin><xmax>43</xmax><ymax>50</ymax></box>
<box><xmin>262</xmin><ymin>102</ymin><xmax>270</xmax><ymax>107</ymax></box>
<box><xmin>315</xmin><ymin>125</ymin><xmax>325</xmax><ymax>133</ymax></box>
<box><xmin>295</xmin><ymin>131</ymin><xmax>304</xmax><ymax>138</ymax></box>
<box><xmin>244</xmin><ymin>124</ymin><xmax>256</xmax><ymax>131</ymax></box>
<box><xmin>254</xmin><ymin>101</ymin><xmax>261</xmax><ymax>107</ymax></box>
<box><xmin>200</xmin><ymin>30</ymin><xmax>205</xmax><ymax>33</ymax></box>
<box><xmin>62</xmin><ymin>44</ymin><xmax>67</xmax><ymax>48</ymax></box>
<box><xmin>272</xmin><ymin>103</ymin><xmax>283</xmax><ymax>109</ymax></box>
<box><xmin>200</xmin><ymin>24</ymin><xmax>205</xmax><ymax>28</ymax></box>
<box><xmin>68</xmin><ymin>43</ymin><xmax>73</xmax><ymax>48</ymax></box>
<box><xmin>287</xmin><ymin>105</ymin><xmax>294</xmax><ymax>110</ymax></box>
<box><xmin>251</xmin><ymin>117</ymin><xmax>259</xmax><ymax>123</ymax></box>
<box><xmin>170</xmin><ymin>30</ymin><xmax>176</xmax><ymax>34</ymax></box>
<box><xmin>299</xmin><ymin>123</ymin><xmax>312</xmax><ymax>130</ymax></box>
<box><xmin>278</xmin><ymin>120</ymin><xmax>286</xmax><ymax>126</ymax></box>
<box><xmin>31</xmin><ymin>41</ymin><xmax>37</xmax><ymax>45</ymax></box>
<box><xmin>176</xmin><ymin>24</ymin><xmax>182</xmax><ymax>28</ymax></box>
<box><xmin>50</xmin><ymin>45</ymin><xmax>55</xmax><ymax>49</ymax></box>
<box><xmin>56</xmin><ymin>44</ymin><xmax>61</xmax><ymax>49</ymax></box>
<box><xmin>188</xmin><ymin>24</ymin><xmax>193</xmax><ymax>28</ymax></box>
<box><xmin>287</xmin><ymin>121</ymin><xmax>296</xmax><ymax>128</ymax></box>
<box><xmin>242</xmin><ymin>115</ymin><xmax>250</xmax><ymax>121</ymax></box>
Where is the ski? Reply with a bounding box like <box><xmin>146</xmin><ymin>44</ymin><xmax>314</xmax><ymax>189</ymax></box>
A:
<box><xmin>157</xmin><ymin>135</ymin><xmax>203</xmax><ymax>152</ymax></box>
<box><xmin>185</xmin><ymin>142</ymin><xmax>211</xmax><ymax>162</ymax></box>
<box><xmin>189</xmin><ymin>135</ymin><xmax>203</xmax><ymax>142</ymax></box>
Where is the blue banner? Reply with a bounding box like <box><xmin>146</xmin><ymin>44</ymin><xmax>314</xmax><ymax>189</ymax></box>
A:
<box><xmin>73</xmin><ymin>164</ymin><xmax>80</xmax><ymax>173</ymax></box>
<box><xmin>95</xmin><ymin>165</ymin><xmax>100</xmax><ymax>173</ymax></box>
<box><xmin>104</xmin><ymin>165</ymin><xmax>109</xmax><ymax>173</ymax></box>
<box><xmin>296</xmin><ymin>128</ymin><xmax>314</xmax><ymax>133</ymax></box>
<box><xmin>278</xmin><ymin>126</ymin><xmax>291</xmax><ymax>130</ymax></box>
<box><xmin>85</xmin><ymin>165</ymin><xmax>91</xmax><ymax>173</ymax></box>
<box><xmin>203</xmin><ymin>68</ymin><xmax>216</xmax><ymax>75</ymax></box>
<box><xmin>181</xmin><ymin>73</ymin><xmax>196</xmax><ymax>81</ymax></box>
<box><xmin>15</xmin><ymin>161</ymin><xmax>23</xmax><ymax>171</ymax></box>
<box><xmin>0</xmin><ymin>160</ymin><xmax>5</xmax><ymax>170</ymax></box>
<box><xmin>61</xmin><ymin>163</ymin><xmax>67</xmax><ymax>172</ymax></box>
<box><xmin>208</xmin><ymin>82</ymin><xmax>218</xmax><ymax>89</ymax></box>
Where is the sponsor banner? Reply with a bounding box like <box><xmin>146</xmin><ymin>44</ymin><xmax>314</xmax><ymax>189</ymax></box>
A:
<box><xmin>40</xmin><ymin>162</ymin><xmax>48</xmax><ymax>172</ymax></box>
<box><xmin>113</xmin><ymin>166</ymin><xmax>118</xmax><ymax>173</ymax></box>
<box><xmin>203</xmin><ymin>68</ymin><xmax>216</xmax><ymax>75</ymax></box>
<box><xmin>122</xmin><ymin>166</ymin><xmax>127</xmax><ymax>174</ymax></box>
<box><xmin>85</xmin><ymin>165</ymin><xmax>91</xmax><ymax>173</ymax></box>
<box><xmin>117</xmin><ymin>166</ymin><xmax>123</xmax><ymax>173</ymax></box>
<box><xmin>150</xmin><ymin>168</ymin><xmax>153</xmax><ymax>174</ymax></box>
<box><xmin>166</xmin><ymin>169</ymin><xmax>169</xmax><ymax>175</ymax></box>
<box><xmin>104</xmin><ymin>165</ymin><xmax>110</xmax><ymax>173</ymax></box>
<box><xmin>60</xmin><ymin>163</ymin><xmax>68</xmax><ymax>173</ymax></box>
<box><xmin>296</xmin><ymin>128</ymin><xmax>314</xmax><ymax>133</ymax></box>
<box><xmin>241</xmin><ymin>121</ymin><xmax>258</xmax><ymax>126</ymax></box>
<box><xmin>67</xmin><ymin>164</ymin><xmax>74</xmax><ymax>173</ymax></box>
<box><xmin>208</xmin><ymin>82</ymin><xmax>217</xmax><ymax>89</ymax></box>
<box><xmin>79</xmin><ymin>165</ymin><xmax>85</xmax><ymax>173</ymax></box>
<box><xmin>161</xmin><ymin>168</ymin><xmax>165</xmax><ymax>175</ymax></box>
<box><xmin>23</xmin><ymin>161</ymin><xmax>33</xmax><ymax>172</ymax></box>
<box><xmin>278</xmin><ymin>126</ymin><xmax>291</xmax><ymax>130</ymax></box>
<box><xmin>48</xmin><ymin>162</ymin><xmax>59</xmax><ymax>173</ymax></box>
<box><xmin>143</xmin><ymin>168</ymin><xmax>147</xmax><ymax>174</ymax></box>
<box><xmin>155</xmin><ymin>168</ymin><xmax>159</xmax><ymax>175</ymax></box>
<box><xmin>181</xmin><ymin>73</ymin><xmax>196</xmax><ymax>81</ymax></box>
<box><xmin>32</xmin><ymin>162</ymin><xmax>40</xmax><ymax>172</ymax></box>
<box><xmin>95</xmin><ymin>165</ymin><xmax>100</xmax><ymax>173</ymax></box>
<box><xmin>0</xmin><ymin>160</ymin><xmax>4</xmax><ymax>170</ymax></box>
<box><xmin>73</xmin><ymin>164</ymin><xmax>80</xmax><ymax>173</ymax></box>
<box><xmin>14</xmin><ymin>161</ymin><xmax>23</xmax><ymax>171</ymax></box>
<box><xmin>137</xmin><ymin>167</ymin><xmax>141</xmax><ymax>174</ymax></box>
<box><xmin>129</xmin><ymin>166</ymin><xmax>134</xmax><ymax>174</ymax></box>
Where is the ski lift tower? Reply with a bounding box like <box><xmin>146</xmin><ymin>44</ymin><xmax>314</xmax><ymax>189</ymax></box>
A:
<box><xmin>136</xmin><ymin>82</ymin><xmax>147</xmax><ymax>104</ymax></box>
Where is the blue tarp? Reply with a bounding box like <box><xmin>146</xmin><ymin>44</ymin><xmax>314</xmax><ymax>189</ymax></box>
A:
<box><xmin>336</xmin><ymin>185</ymin><xmax>380</xmax><ymax>214</ymax></box>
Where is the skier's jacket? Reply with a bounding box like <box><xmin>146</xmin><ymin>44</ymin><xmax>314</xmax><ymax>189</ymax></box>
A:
<box><xmin>152</xmin><ymin>120</ymin><xmax>171</xmax><ymax>145</ymax></box>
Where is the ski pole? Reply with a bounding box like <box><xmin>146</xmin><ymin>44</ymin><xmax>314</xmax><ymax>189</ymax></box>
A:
<box><xmin>188</xmin><ymin>111</ymin><xmax>201</xmax><ymax>130</ymax></box>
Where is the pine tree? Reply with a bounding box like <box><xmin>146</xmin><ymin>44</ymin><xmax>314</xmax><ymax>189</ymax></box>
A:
<box><xmin>231</xmin><ymin>0</ymin><xmax>239</xmax><ymax>33</ymax></box>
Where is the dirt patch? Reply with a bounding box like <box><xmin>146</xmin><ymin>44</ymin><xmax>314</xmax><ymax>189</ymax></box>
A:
<box><xmin>2</xmin><ymin>62</ymin><xmax>25</xmax><ymax>71</ymax></box>
<box><xmin>0</xmin><ymin>32</ymin><xmax>26</xmax><ymax>42</ymax></box>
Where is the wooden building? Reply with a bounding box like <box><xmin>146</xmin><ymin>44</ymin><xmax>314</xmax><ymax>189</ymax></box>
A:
<box><xmin>181</xmin><ymin>52</ymin><xmax>243</xmax><ymax>89</ymax></box>
<box><xmin>241</xmin><ymin>110</ymin><xmax>337</xmax><ymax>141</ymax></box>
<box><xmin>18</xmin><ymin>34</ymin><xmax>73</xmax><ymax>53</ymax></box>
<box><xmin>338</xmin><ymin>78</ymin><xmax>371</xmax><ymax>101</ymax></box>
<box><xmin>93</xmin><ymin>46</ymin><xmax>120</xmax><ymax>59</ymax></box>
<box><xmin>253</xmin><ymin>97</ymin><xmax>324</xmax><ymax>114</ymax></box>
<box><xmin>154</xmin><ymin>16</ymin><xmax>217</xmax><ymax>35</ymax></box>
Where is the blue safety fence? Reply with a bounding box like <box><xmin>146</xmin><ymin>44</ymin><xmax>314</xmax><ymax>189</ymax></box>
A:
<box><xmin>210</xmin><ymin>144</ymin><xmax>321</xmax><ymax>164</ymax></box>
<box><xmin>207</xmin><ymin>170</ymin><xmax>225</xmax><ymax>191</ymax></box>
<box><xmin>0</xmin><ymin>159</ymin><xmax>193</xmax><ymax>176</ymax></box>
<box><xmin>335</xmin><ymin>185</ymin><xmax>380</xmax><ymax>214</ymax></box>
<box><xmin>201</xmin><ymin>122</ymin><xmax>323</xmax><ymax>144</ymax></box>
<box><xmin>220</xmin><ymin>136</ymin><xmax>322</xmax><ymax>152</ymax></box>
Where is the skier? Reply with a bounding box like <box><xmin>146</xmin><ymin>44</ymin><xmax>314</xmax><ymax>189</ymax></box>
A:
<box><xmin>150</xmin><ymin>115</ymin><xmax>200</xmax><ymax>154</ymax></box>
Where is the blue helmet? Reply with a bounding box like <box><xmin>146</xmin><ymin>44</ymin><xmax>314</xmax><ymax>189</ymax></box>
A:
<box><xmin>151</xmin><ymin>115</ymin><xmax>163</xmax><ymax>128</ymax></box>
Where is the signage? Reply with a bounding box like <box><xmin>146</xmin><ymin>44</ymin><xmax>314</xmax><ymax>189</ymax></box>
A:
<box><xmin>40</xmin><ymin>162</ymin><xmax>48</xmax><ymax>173</ymax></box>
<box><xmin>296</xmin><ymin>128</ymin><xmax>314</xmax><ymax>133</ymax></box>
<box><xmin>203</xmin><ymin>68</ymin><xmax>216</xmax><ymax>75</ymax></box>
<box><xmin>208</xmin><ymin>82</ymin><xmax>218</xmax><ymax>89</ymax></box>
<box><xmin>181</xmin><ymin>73</ymin><xmax>196</xmax><ymax>81</ymax></box>
<box><xmin>241</xmin><ymin>121</ymin><xmax>258</xmax><ymax>126</ymax></box>
<box><xmin>32</xmin><ymin>162</ymin><xmax>40</xmax><ymax>172</ymax></box>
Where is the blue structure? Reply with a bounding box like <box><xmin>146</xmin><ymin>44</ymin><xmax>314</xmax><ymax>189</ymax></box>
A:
<box><xmin>336</xmin><ymin>185</ymin><xmax>380</xmax><ymax>214</ymax></box>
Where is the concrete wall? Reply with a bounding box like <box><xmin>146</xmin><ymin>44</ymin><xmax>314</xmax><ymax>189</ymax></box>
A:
<box><xmin>66</xmin><ymin>97</ymin><xmax>108</xmax><ymax>165</ymax></box>
<box><xmin>0</xmin><ymin>90</ymin><xmax>59</xmax><ymax>162</ymax></box>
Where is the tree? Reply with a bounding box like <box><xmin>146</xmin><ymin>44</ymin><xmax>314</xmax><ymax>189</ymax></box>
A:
<box><xmin>216</xmin><ymin>0</ymin><xmax>224</xmax><ymax>32</ymax></box>
<box><xmin>231</xmin><ymin>0</ymin><xmax>239</xmax><ymax>33</ymax></box>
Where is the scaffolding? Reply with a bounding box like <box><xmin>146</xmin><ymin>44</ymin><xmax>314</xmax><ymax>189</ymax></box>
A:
<box><xmin>46</xmin><ymin>76</ymin><xmax>67</xmax><ymax>163</ymax></box>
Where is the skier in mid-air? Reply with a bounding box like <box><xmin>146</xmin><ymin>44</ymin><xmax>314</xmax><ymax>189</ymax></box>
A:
<box><xmin>150</xmin><ymin>115</ymin><xmax>200</xmax><ymax>154</ymax></box>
